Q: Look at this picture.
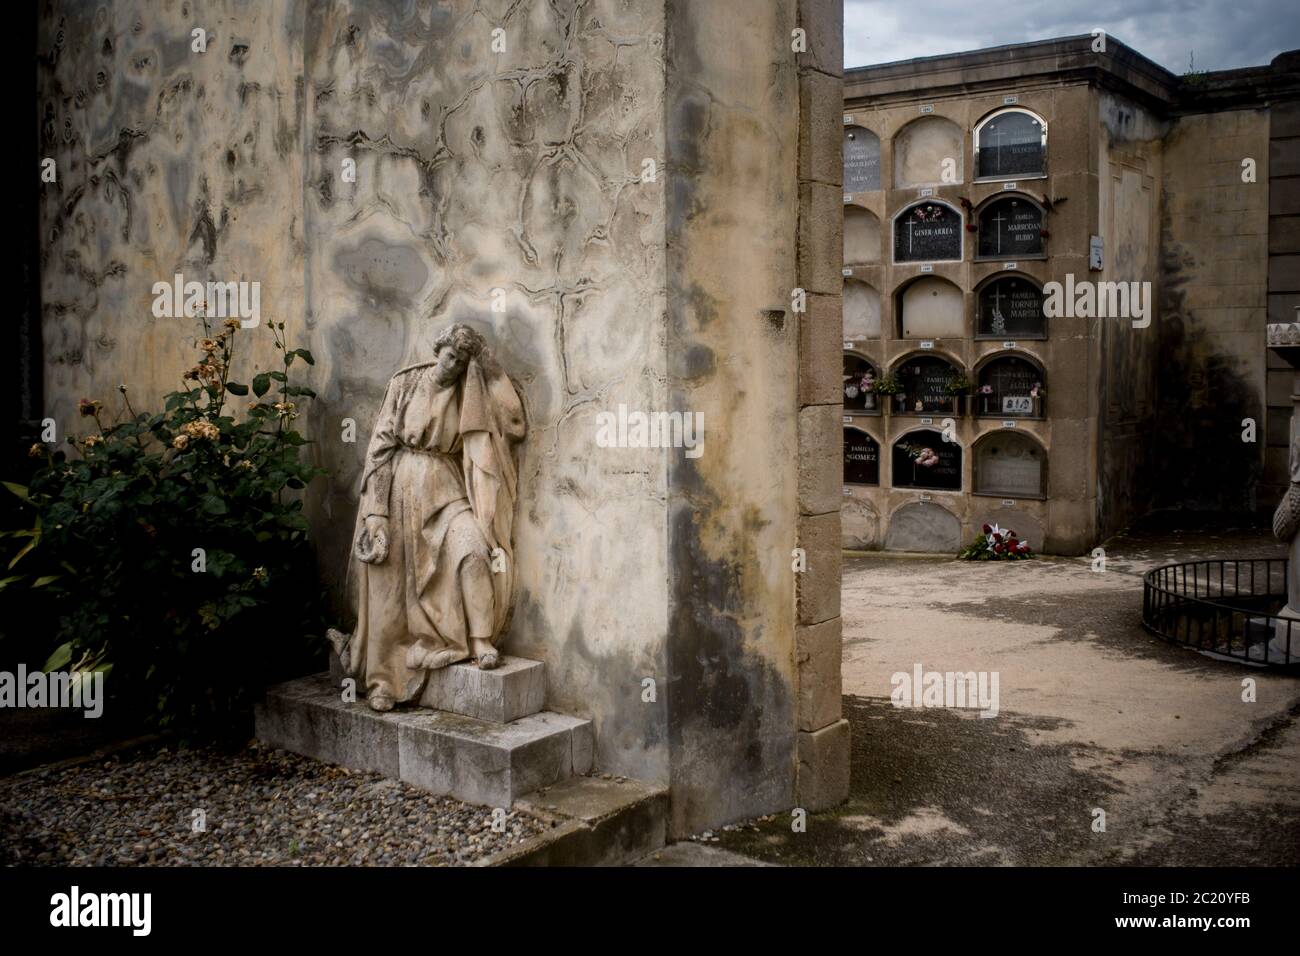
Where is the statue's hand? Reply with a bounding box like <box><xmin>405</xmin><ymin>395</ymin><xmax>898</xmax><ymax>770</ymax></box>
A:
<box><xmin>357</xmin><ymin>515</ymin><xmax>390</xmax><ymax>564</ymax></box>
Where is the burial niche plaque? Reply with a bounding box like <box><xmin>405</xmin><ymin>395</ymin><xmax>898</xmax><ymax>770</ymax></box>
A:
<box><xmin>894</xmin><ymin>202</ymin><xmax>962</xmax><ymax>263</ymax></box>
<box><xmin>897</xmin><ymin>355</ymin><xmax>961</xmax><ymax>414</ymax></box>
<box><xmin>892</xmin><ymin>428</ymin><xmax>962</xmax><ymax>491</ymax></box>
<box><xmin>844</xmin><ymin>126</ymin><xmax>881</xmax><ymax>192</ymax></box>
<box><xmin>977</xmin><ymin>197</ymin><xmax>1043</xmax><ymax>259</ymax></box>
<box><xmin>976</xmin><ymin>110</ymin><xmax>1045</xmax><ymax>179</ymax></box>
<box><xmin>977</xmin><ymin>276</ymin><xmax>1045</xmax><ymax>337</ymax></box>
<box><xmin>976</xmin><ymin>433</ymin><xmax>1045</xmax><ymax>497</ymax></box>
<box><xmin>843</xmin><ymin>428</ymin><xmax>880</xmax><ymax>485</ymax></box>
<box><xmin>977</xmin><ymin>356</ymin><xmax>1043</xmax><ymax>417</ymax></box>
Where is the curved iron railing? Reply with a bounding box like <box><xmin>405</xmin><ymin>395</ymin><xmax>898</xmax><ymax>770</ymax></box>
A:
<box><xmin>1142</xmin><ymin>558</ymin><xmax>1299</xmax><ymax>667</ymax></box>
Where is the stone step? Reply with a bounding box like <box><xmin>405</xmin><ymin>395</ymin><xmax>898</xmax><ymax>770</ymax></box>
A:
<box><xmin>255</xmin><ymin>674</ymin><xmax>593</xmax><ymax>808</ymax></box>
<box><xmin>328</xmin><ymin>651</ymin><xmax>545</xmax><ymax>724</ymax></box>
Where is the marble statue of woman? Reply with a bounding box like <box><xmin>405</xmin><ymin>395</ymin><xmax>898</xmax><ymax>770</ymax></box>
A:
<box><xmin>329</xmin><ymin>323</ymin><xmax>526</xmax><ymax>711</ymax></box>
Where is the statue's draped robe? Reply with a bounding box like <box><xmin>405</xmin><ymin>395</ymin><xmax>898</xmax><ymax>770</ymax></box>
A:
<box><xmin>347</xmin><ymin>358</ymin><xmax>524</xmax><ymax>703</ymax></box>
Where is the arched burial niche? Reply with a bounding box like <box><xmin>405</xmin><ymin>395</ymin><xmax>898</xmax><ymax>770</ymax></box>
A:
<box><xmin>893</xmin><ymin>201</ymin><xmax>961</xmax><ymax>263</ymax></box>
<box><xmin>844</xmin><ymin>207</ymin><xmax>881</xmax><ymax>265</ymax></box>
<box><xmin>977</xmin><ymin>195</ymin><xmax>1044</xmax><ymax>259</ymax></box>
<box><xmin>844</xmin><ymin>280</ymin><xmax>881</xmax><ymax>339</ymax></box>
<box><xmin>843</xmin><ymin>126</ymin><xmax>881</xmax><ymax>192</ymax></box>
<box><xmin>842</xmin><ymin>354</ymin><xmax>880</xmax><ymax>412</ymax></box>
<box><xmin>843</xmin><ymin>427</ymin><xmax>880</xmax><ymax>485</ymax></box>
<box><xmin>885</xmin><ymin>501</ymin><xmax>960</xmax><ymax>553</ymax></box>
<box><xmin>977</xmin><ymin>274</ymin><xmax>1046</xmax><ymax>338</ymax></box>
<box><xmin>894</xmin><ymin>354</ymin><xmax>963</xmax><ymax>414</ymax></box>
<box><xmin>976</xmin><ymin>354</ymin><xmax>1045</xmax><ymax>417</ymax></box>
<box><xmin>893</xmin><ymin>115</ymin><xmax>963</xmax><ymax>187</ymax></box>
<box><xmin>974</xmin><ymin>431</ymin><xmax>1047</xmax><ymax>498</ymax></box>
<box><xmin>892</xmin><ymin>428</ymin><xmax>962</xmax><ymax>491</ymax></box>
<box><xmin>897</xmin><ymin>275</ymin><xmax>963</xmax><ymax>339</ymax></box>
<box><xmin>975</xmin><ymin>107</ymin><xmax>1046</xmax><ymax>180</ymax></box>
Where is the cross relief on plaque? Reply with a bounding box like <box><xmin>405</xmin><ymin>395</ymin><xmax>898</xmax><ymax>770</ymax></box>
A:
<box><xmin>977</xmin><ymin>197</ymin><xmax>1043</xmax><ymax>259</ymax></box>
<box><xmin>977</xmin><ymin>356</ymin><xmax>1044</xmax><ymax>417</ymax></box>
<box><xmin>977</xmin><ymin>276</ymin><xmax>1046</xmax><ymax>337</ymax></box>
<box><xmin>976</xmin><ymin>109</ymin><xmax>1046</xmax><ymax>179</ymax></box>
<box><xmin>893</xmin><ymin>202</ymin><xmax>962</xmax><ymax>263</ymax></box>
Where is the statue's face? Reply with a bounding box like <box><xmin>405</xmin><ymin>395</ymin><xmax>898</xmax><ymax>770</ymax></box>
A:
<box><xmin>433</xmin><ymin>344</ymin><xmax>469</xmax><ymax>387</ymax></box>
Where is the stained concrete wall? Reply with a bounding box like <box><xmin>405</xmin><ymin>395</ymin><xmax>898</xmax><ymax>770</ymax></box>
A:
<box><xmin>1154</xmin><ymin>105</ymin><xmax>1270</xmax><ymax>514</ymax></box>
<box><xmin>1094</xmin><ymin>90</ymin><xmax>1164</xmax><ymax>540</ymax></box>
<box><xmin>36</xmin><ymin>0</ymin><xmax>845</xmax><ymax>837</ymax></box>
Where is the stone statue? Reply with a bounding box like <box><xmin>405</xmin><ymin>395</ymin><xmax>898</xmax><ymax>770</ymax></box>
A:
<box><xmin>329</xmin><ymin>323</ymin><xmax>526</xmax><ymax>711</ymax></box>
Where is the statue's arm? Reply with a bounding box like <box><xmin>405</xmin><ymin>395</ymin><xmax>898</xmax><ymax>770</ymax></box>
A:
<box><xmin>359</xmin><ymin>380</ymin><xmax>401</xmax><ymax>518</ymax></box>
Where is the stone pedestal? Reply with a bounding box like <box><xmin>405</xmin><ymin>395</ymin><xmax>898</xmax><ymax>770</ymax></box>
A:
<box><xmin>256</xmin><ymin>659</ymin><xmax>593</xmax><ymax>808</ymax></box>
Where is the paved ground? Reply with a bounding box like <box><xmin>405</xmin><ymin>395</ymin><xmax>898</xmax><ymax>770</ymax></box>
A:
<box><xmin>718</xmin><ymin>516</ymin><xmax>1300</xmax><ymax>866</ymax></box>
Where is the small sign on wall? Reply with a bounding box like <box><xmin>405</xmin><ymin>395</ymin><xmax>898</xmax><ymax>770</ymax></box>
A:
<box><xmin>1089</xmin><ymin>235</ymin><xmax>1104</xmax><ymax>271</ymax></box>
<box><xmin>844</xmin><ymin>114</ymin><xmax>855</xmax><ymax>125</ymax></box>
<box><xmin>1003</xmin><ymin>396</ymin><xmax>1033</xmax><ymax>414</ymax></box>
<box><xmin>919</xmin><ymin>187</ymin><xmax>935</xmax><ymax>197</ymax></box>
<box><xmin>919</xmin><ymin>493</ymin><xmax>933</xmax><ymax>501</ymax></box>
<box><xmin>1002</xmin><ymin>420</ymin><xmax>1018</xmax><ymax>428</ymax></box>
<box><xmin>920</xmin><ymin>104</ymin><xmax>934</xmax><ymax>114</ymax></box>
<box><xmin>1002</xmin><ymin>182</ymin><xmax>1018</xmax><ymax>191</ymax></box>
<box><xmin>920</xmin><ymin>264</ymin><xmax>934</xmax><ymax>273</ymax></box>
<box><xmin>1003</xmin><ymin>341</ymin><xmax>1017</xmax><ymax>349</ymax></box>
<box><xmin>842</xmin><ymin>267</ymin><xmax>854</xmax><ymax>277</ymax></box>
<box><xmin>1002</xmin><ymin>498</ymin><xmax>1016</xmax><ymax>506</ymax></box>
<box><xmin>920</xmin><ymin>340</ymin><xmax>935</xmax><ymax>349</ymax></box>
<box><xmin>1002</xmin><ymin>262</ymin><xmax>1018</xmax><ymax>270</ymax></box>
<box><xmin>1003</xmin><ymin>95</ymin><xmax>1018</xmax><ymax>105</ymax></box>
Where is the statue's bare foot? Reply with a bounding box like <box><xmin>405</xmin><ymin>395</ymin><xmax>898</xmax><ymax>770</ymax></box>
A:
<box><xmin>368</xmin><ymin>692</ymin><xmax>395</xmax><ymax>712</ymax></box>
<box><xmin>471</xmin><ymin>638</ymin><xmax>499</xmax><ymax>670</ymax></box>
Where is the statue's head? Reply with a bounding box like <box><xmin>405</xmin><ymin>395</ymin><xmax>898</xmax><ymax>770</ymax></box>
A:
<box><xmin>432</xmin><ymin>323</ymin><xmax>488</xmax><ymax>387</ymax></box>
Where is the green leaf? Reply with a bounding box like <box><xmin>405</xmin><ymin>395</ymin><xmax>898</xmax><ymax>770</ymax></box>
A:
<box><xmin>294</xmin><ymin>349</ymin><xmax>316</xmax><ymax>366</ymax></box>
<box><xmin>42</xmin><ymin>642</ymin><xmax>73</xmax><ymax>673</ymax></box>
<box><xmin>3</xmin><ymin>482</ymin><xmax>29</xmax><ymax>501</ymax></box>
<box><xmin>226</xmin><ymin>382</ymin><xmax>249</xmax><ymax>396</ymax></box>
<box><xmin>32</xmin><ymin>575</ymin><xmax>60</xmax><ymax>588</ymax></box>
<box><xmin>201</xmin><ymin>495</ymin><xmax>229</xmax><ymax>515</ymax></box>
<box><xmin>252</xmin><ymin>373</ymin><xmax>271</xmax><ymax>397</ymax></box>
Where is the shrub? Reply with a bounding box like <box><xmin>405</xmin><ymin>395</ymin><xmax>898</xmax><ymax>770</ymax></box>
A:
<box><xmin>2</xmin><ymin>317</ymin><xmax>328</xmax><ymax>736</ymax></box>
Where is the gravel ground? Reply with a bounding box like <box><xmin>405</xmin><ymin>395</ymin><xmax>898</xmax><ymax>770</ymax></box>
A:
<box><xmin>0</xmin><ymin>741</ymin><xmax>550</xmax><ymax>866</ymax></box>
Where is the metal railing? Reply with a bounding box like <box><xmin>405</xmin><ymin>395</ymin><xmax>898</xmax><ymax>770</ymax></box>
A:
<box><xmin>1142</xmin><ymin>558</ymin><xmax>1299</xmax><ymax>667</ymax></box>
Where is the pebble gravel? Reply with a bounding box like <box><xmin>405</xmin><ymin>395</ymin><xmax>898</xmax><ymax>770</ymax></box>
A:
<box><xmin>0</xmin><ymin>741</ymin><xmax>549</xmax><ymax>866</ymax></box>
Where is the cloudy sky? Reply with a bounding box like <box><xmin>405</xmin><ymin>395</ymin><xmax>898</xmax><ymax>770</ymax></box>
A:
<box><xmin>844</xmin><ymin>0</ymin><xmax>1300</xmax><ymax>73</ymax></box>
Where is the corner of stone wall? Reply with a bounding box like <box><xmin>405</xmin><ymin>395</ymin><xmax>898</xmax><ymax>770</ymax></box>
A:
<box><xmin>794</xmin><ymin>0</ymin><xmax>849</xmax><ymax>813</ymax></box>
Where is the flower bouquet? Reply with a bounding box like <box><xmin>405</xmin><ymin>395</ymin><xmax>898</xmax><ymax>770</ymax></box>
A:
<box><xmin>958</xmin><ymin>523</ymin><xmax>1034</xmax><ymax>560</ymax></box>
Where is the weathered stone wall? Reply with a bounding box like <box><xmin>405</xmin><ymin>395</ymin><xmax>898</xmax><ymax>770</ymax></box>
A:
<box><xmin>37</xmin><ymin>0</ymin><xmax>847</xmax><ymax>837</ymax></box>
<box><xmin>1152</xmin><ymin>105</ymin><xmax>1270</xmax><ymax>515</ymax></box>
<box><xmin>1094</xmin><ymin>90</ymin><xmax>1165</xmax><ymax>540</ymax></box>
<box><xmin>37</xmin><ymin>0</ymin><xmax>306</xmax><ymax>446</ymax></box>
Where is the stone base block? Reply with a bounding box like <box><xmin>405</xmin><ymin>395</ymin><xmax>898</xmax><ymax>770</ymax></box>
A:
<box><xmin>418</xmin><ymin>656</ymin><xmax>545</xmax><ymax>723</ymax></box>
<box><xmin>255</xmin><ymin>675</ymin><xmax>593</xmax><ymax>808</ymax></box>
<box><xmin>796</xmin><ymin>718</ymin><xmax>850</xmax><ymax>811</ymax></box>
<box><xmin>328</xmin><ymin>651</ymin><xmax>545</xmax><ymax>724</ymax></box>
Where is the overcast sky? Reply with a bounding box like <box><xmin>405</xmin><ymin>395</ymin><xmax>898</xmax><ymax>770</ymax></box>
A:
<box><xmin>844</xmin><ymin>0</ymin><xmax>1300</xmax><ymax>73</ymax></box>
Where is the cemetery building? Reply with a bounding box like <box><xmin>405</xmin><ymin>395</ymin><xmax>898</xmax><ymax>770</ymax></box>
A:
<box><xmin>838</xmin><ymin>36</ymin><xmax>1300</xmax><ymax>554</ymax></box>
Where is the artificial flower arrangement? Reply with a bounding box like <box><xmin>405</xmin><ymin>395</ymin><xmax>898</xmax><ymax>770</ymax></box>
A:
<box><xmin>944</xmin><ymin>375</ymin><xmax>973</xmax><ymax>395</ymax></box>
<box><xmin>958</xmin><ymin>523</ymin><xmax>1034</xmax><ymax>560</ymax></box>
